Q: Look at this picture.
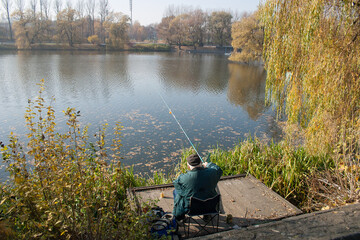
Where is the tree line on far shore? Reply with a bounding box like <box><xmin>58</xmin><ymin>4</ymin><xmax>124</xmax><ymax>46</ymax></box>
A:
<box><xmin>0</xmin><ymin>0</ymin><xmax>255</xmax><ymax>50</ymax></box>
<box><xmin>0</xmin><ymin>0</ymin><xmax>145</xmax><ymax>48</ymax></box>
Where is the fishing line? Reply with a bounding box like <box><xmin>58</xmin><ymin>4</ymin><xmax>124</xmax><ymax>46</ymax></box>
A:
<box><xmin>158</xmin><ymin>93</ymin><xmax>204</xmax><ymax>163</ymax></box>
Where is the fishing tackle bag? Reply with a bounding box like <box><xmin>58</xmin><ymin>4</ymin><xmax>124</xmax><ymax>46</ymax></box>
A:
<box><xmin>150</xmin><ymin>213</ymin><xmax>177</xmax><ymax>239</ymax></box>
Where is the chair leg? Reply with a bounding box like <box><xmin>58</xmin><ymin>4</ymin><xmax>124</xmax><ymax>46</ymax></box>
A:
<box><xmin>208</xmin><ymin>214</ymin><xmax>219</xmax><ymax>234</ymax></box>
<box><xmin>187</xmin><ymin>216</ymin><xmax>191</xmax><ymax>238</ymax></box>
<box><xmin>183</xmin><ymin>218</ymin><xmax>186</xmax><ymax>238</ymax></box>
<box><xmin>210</xmin><ymin>214</ymin><xmax>215</xmax><ymax>232</ymax></box>
<box><xmin>185</xmin><ymin>214</ymin><xmax>220</xmax><ymax>238</ymax></box>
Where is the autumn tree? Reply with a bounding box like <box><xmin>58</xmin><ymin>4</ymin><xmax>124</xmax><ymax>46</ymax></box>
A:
<box><xmin>75</xmin><ymin>0</ymin><xmax>86</xmax><ymax>40</ymax></box>
<box><xmin>56</xmin><ymin>7</ymin><xmax>81</xmax><ymax>46</ymax></box>
<box><xmin>105</xmin><ymin>12</ymin><xmax>130</xmax><ymax>49</ymax></box>
<box><xmin>230</xmin><ymin>11</ymin><xmax>264</xmax><ymax>63</ymax></box>
<box><xmin>87</xmin><ymin>34</ymin><xmax>99</xmax><ymax>44</ymax></box>
<box><xmin>15</xmin><ymin>0</ymin><xmax>24</xmax><ymax>14</ymax></box>
<box><xmin>29</xmin><ymin>0</ymin><xmax>36</xmax><ymax>17</ymax></box>
<box><xmin>130</xmin><ymin>20</ymin><xmax>146</xmax><ymax>41</ymax></box>
<box><xmin>39</xmin><ymin>0</ymin><xmax>50</xmax><ymax>20</ymax></box>
<box><xmin>158</xmin><ymin>5</ymin><xmax>193</xmax><ymax>46</ymax></box>
<box><xmin>86</xmin><ymin>0</ymin><xmax>95</xmax><ymax>35</ymax></box>
<box><xmin>1</xmin><ymin>0</ymin><xmax>13</xmax><ymax>41</ymax></box>
<box><xmin>164</xmin><ymin>4</ymin><xmax>192</xmax><ymax>18</ymax></box>
<box><xmin>157</xmin><ymin>15</ymin><xmax>175</xmax><ymax>44</ymax></box>
<box><xmin>144</xmin><ymin>24</ymin><xmax>157</xmax><ymax>42</ymax></box>
<box><xmin>76</xmin><ymin>0</ymin><xmax>85</xmax><ymax>19</ymax></box>
<box><xmin>13</xmin><ymin>9</ymin><xmax>50</xmax><ymax>48</ymax></box>
<box><xmin>185</xmin><ymin>9</ymin><xmax>206</xmax><ymax>49</ymax></box>
<box><xmin>99</xmin><ymin>0</ymin><xmax>109</xmax><ymax>43</ymax></box>
<box><xmin>169</xmin><ymin>14</ymin><xmax>188</xmax><ymax>49</ymax></box>
<box><xmin>65</xmin><ymin>0</ymin><xmax>71</xmax><ymax>8</ymax></box>
<box><xmin>53</xmin><ymin>0</ymin><xmax>62</xmax><ymax>15</ymax></box>
<box><xmin>208</xmin><ymin>11</ymin><xmax>232</xmax><ymax>46</ymax></box>
<box><xmin>157</xmin><ymin>9</ymin><xmax>205</xmax><ymax>49</ymax></box>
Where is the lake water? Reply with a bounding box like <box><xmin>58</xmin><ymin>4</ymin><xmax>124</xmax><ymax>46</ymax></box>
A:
<box><xmin>0</xmin><ymin>51</ymin><xmax>281</xmax><ymax>178</ymax></box>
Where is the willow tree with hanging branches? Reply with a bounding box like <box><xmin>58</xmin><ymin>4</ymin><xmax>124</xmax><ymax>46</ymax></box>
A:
<box><xmin>261</xmin><ymin>0</ymin><xmax>359</xmax><ymax>206</ymax></box>
<box><xmin>261</xmin><ymin>0</ymin><xmax>360</xmax><ymax>152</ymax></box>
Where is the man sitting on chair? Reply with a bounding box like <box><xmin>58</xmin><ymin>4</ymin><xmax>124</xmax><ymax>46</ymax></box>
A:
<box><xmin>173</xmin><ymin>154</ymin><xmax>223</xmax><ymax>220</ymax></box>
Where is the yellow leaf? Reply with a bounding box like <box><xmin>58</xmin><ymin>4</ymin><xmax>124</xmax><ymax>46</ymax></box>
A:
<box><xmin>338</xmin><ymin>163</ymin><xmax>346</xmax><ymax>172</ymax></box>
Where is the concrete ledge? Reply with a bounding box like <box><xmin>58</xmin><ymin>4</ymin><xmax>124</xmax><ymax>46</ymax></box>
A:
<box><xmin>195</xmin><ymin>203</ymin><xmax>360</xmax><ymax>240</ymax></box>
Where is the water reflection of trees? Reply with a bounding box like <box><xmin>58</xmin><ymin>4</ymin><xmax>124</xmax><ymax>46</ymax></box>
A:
<box><xmin>227</xmin><ymin>63</ymin><xmax>268</xmax><ymax>120</ymax></box>
<box><xmin>158</xmin><ymin>54</ymin><xmax>228</xmax><ymax>93</ymax></box>
<box><xmin>1</xmin><ymin>52</ymin><xmax>133</xmax><ymax>102</ymax></box>
<box><xmin>58</xmin><ymin>52</ymin><xmax>132</xmax><ymax>100</ymax></box>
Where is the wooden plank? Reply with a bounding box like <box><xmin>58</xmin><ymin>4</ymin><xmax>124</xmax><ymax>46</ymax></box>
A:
<box><xmin>218</xmin><ymin>178</ymin><xmax>257</xmax><ymax>218</ymax></box>
<box><xmin>247</xmin><ymin>175</ymin><xmax>302</xmax><ymax>215</ymax></box>
<box><xmin>216</xmin><ymin>181</ymin><xmax>241</xmax><ymax>216</ymax></box>
<box><xmin>129</xmin><ymin>174</ymin><xmax>302</xmax><ymax>223</ymax></box>
<box><xmin>129</xmin><ymin>174</ymin><xmax>303</xmax><ymax>238</ymax></box>
<box><xmin>218</xmin><ymin>177</ymin><xmax>299</xmax><ymax>220</ymax></box>
<box><xmin>134</xmin><ymin>187</ymin><xmax>175</xmax><ymax>212</ymax></box>
<box><xmin>226</xmin><ymin>178</ymin><xmax>270</xmax><ymax>218</ymax></box>
<box><xmin>131</xmin><ymin>174</ymin><xmax>247</xmax><ymax>192</ymax></box>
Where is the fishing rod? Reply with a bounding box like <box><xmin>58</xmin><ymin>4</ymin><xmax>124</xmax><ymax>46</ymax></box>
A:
<box><xmin>158</xmin><ymin>93</ymin><xmax>204</xmax><ymax>163</ymax></box>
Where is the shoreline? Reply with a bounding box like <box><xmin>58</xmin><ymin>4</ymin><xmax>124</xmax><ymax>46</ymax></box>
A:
<box><xmin>0</xmin><ymin>42</ymin><xmax>172</xmax><ymax>52</ymax></box>
<box><xmin>0</xmin><ymin>42</ymin><xmax>235</xmax><ymax>55</ymax></box>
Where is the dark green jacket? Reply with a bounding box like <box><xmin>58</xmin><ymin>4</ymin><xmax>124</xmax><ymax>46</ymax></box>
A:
<box><xmin>173</xmin><ymin>163</ymin><xmax>223</xmax><ymax>218</ymax></box>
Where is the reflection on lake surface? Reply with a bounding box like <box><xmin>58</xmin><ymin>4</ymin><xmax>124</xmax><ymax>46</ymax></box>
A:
<box><xmin>0</xmin><ymin>51</ymin><xmax>280</xmax><ymax>178</ymax></box>
<box><xmin>227</xmin><ymin>63</ymin><xmax>267</xmax><ymax>120</ymax></box>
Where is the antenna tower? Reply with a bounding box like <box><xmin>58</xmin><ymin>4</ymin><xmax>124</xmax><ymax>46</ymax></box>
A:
<box><xmin>129</xmin><ymin>0</ymin><xmax>133</xmax><ymax>25</ymax></box>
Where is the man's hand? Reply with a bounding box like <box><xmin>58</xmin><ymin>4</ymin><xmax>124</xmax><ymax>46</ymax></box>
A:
<box><xmin>203</xmin><ymin>162</ymin><xmax>209</xmax><ymax>168</ymax></box>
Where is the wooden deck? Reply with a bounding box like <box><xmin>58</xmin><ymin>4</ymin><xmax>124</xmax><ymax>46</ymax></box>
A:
<box><xmin>128</xmin><ymin>174</ymin><xmax>302</xmax><ymax>238</ymax></box>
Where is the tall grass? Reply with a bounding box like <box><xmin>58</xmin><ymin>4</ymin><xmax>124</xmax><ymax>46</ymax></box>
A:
<box><xmin>177</xmin><ymin>139</ymin><xmax>334</xmax><ymax>211</ymax></box>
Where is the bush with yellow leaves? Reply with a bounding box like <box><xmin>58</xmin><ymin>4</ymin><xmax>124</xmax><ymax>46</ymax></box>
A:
<box><xmin>0</xmin><ymin>80</ymin><xmax>152</xmax><ymax>239</ymax></box>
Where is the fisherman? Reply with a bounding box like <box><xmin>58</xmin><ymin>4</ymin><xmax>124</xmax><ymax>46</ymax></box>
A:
<box><xmin>173</xmin><ymin>154</ymin><xmax>223</xmax><ymax>220</ymax></box>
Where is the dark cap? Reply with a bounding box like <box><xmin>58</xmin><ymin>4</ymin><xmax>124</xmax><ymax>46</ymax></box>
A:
<box><xmin>187</xmin><ymin>154</ymin><xmax>201</xmax><ymax>166</ymax></box>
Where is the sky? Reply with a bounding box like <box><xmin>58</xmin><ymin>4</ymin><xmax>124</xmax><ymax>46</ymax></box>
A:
<box><xmin>109</xmin><ymin>0</ymin><xmax>261</xmax><ymax>26</ymax></box>
<box><xmin>0</xmin><ymin>0</ymin><xmax>261</xmax><ymax>25</ymax></box>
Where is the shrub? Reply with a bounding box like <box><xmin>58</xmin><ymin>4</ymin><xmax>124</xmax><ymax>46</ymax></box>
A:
<box><xmin>0</xmin><ymin>80</ymin><xmax>152</xmax><ymax>239</ymax></box>
<box><xmin>88</xmin><ymin>35</ymin><xmax>100</xmax><ymax>45</ymax></box>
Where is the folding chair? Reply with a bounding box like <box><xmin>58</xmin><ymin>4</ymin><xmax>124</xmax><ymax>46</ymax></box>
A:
<box><xmin>184</xmin><ymin>194</ymin><xmax>220</xmax><ymax>238</ymax></box>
